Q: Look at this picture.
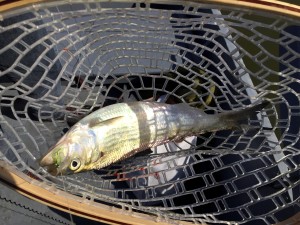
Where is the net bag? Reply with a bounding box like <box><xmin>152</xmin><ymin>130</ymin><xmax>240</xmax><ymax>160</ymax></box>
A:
<box><xmin>0</xmin><ymin>1</ymin><xmax>299</xmax><ymax>224</ymax></box>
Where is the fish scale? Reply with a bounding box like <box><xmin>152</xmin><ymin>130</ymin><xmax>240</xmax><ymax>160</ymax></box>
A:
<box><xmin>40</xmin><ymin>101</ymin><xmax>268</xmax><ymax>175</ymax></box>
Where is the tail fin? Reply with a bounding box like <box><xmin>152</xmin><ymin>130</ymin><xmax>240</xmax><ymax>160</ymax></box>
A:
<box><xmin>220</xmin><ymin>101</ymin><xmax>269</xmax><ymax>130</ymax></box>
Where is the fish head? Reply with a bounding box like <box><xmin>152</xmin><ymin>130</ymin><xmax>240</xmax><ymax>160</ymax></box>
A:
<box><xmin>39</xmin><ymin>124</ymin><xmax>99</xmax><ymax>175</ymax></box>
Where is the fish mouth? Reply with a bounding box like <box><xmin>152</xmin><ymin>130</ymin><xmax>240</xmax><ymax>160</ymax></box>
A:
<box><xmin>39</xmin><ymin>159</ymin><xmax>68</xmax><ymax>176</ymax></box>
<box><xmin>39</xmin><ymin>142</ymin><xmax>70</xmax><ymax>176</ymax></box>
<box><xmin>46</xmin><ymin>165</ymin><xmax>74</xmax><ymax>176</ymax></box>
<box><xmin>39</xmin><ymin>155</ymin><xmax>59</xmax><ymax>176</ymax></box>
<box><xmin>39</xmin><ymin>151</ymin><xmax>63</xmax><ymax>176</ymax></box>
<box><xmin>44</xmin><ymin>164</ymin><xmax>60</xmax><ymax>176</ymax></box>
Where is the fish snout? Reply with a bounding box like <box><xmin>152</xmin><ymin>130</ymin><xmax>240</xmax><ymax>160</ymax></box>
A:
<box><xmin>39</xmin><ymin>152</ymin><xmax>54</xmax><ymax>167</ymax></box>
<box><xmin>39</xmin><ymin>153</ymin><xmax>60</xmax><ymax>175</ymax></box>
<box><xmin>39</xmin><ymin>141</ymin><xmax>70</xmax><ymax>175</ymax></box>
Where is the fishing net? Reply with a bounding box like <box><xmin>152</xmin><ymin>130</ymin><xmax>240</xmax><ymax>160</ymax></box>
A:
<box><xmin>0</xmin><ymin>1</ymin><xmax>299</xmax><ymax>224</ymax></box>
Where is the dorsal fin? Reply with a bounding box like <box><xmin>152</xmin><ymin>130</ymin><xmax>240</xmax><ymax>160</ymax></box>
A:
<box><xmin>88</xmin><ymin>116</ymin><xmax>124</xmax><ymax>128</ymax></box>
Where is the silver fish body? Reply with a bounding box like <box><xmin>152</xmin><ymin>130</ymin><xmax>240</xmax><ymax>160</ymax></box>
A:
<box><xmin>40</xmin><ymin>101</ymin><xmax>268</xmax><ymax>175</ymax></box>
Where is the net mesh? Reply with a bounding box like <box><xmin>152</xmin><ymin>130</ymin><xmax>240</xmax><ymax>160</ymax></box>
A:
<box><xmin>0</xmin><ymin>1</ymin><xmax>299</xmax><ymax>224</ymax></box>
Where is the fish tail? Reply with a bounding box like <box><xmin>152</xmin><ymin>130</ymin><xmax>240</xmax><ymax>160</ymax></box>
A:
<box><xmin>219</xmin><ymin>100</ymin><xmax>269</xmax><ymax>129</ymax></box>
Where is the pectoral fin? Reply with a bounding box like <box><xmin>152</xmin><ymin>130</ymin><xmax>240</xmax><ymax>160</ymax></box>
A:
<box><xmin>88</xmin><ymin>116</ymin><xmax>124</xmax><ymax>128</ymax></box>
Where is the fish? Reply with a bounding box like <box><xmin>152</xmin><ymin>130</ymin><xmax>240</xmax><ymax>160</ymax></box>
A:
<box><xmin>39</xmin><ymin>101</ymin><xmax>269</xmax><ymax>175</ymax></box>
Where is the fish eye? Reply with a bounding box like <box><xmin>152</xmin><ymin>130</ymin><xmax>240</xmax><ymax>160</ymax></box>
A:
<box><xmin>70</xmin><ymin>158</ymin><xmax>81</xmax><ymax>171</ymax></box>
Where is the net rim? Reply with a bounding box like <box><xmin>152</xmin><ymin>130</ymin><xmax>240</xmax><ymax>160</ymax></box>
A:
<box><xmin>0</xmin><ymin>160</ymin><xmax>191</xmax><ymax>225</ymax></box>
<box><xmin>1</xmin><ymin>159</ymin><xmax>299</xmax><ymax>225</ymax></box>
<box><xmin>0</xmin><ymin>0</ymin><xmax>300</xmax><ymax>20</ymax></box>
